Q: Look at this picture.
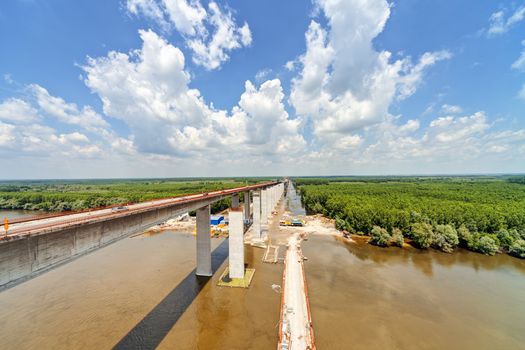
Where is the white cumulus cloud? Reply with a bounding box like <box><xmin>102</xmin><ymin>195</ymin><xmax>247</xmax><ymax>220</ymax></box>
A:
<box><xmin>82</xmin><ymin>29</ymin><xmax>305</xmax><ymax>160</ymax></box>
<box><xmin>512</xmin><ymin>40</ymin><xmax>525</xmax><ymax>71</ymax></box>
<box><xmin>488</xmin><ymin>5</ymin><xmax>525</xmax><ymax>36</ymax></box>
<box><xmin>399</xmin><ymin>119</ymin><xmax>420</xmax><ymax>134</ymax></box>
<box><xmin>441</xmin><ymin>104</ymin><xmax>462</xmax><ymax>114</ymax></box>
<box><xmin>0</xmin><ymin>85</ymin><xmax>119</xmax><ymax>160</ymax></box>
<box><xmin>0</xmin><ymin>122</ymin><xmax>15</xmax><ymax>146</ymax></box>
<box><xmin>127</xmin><ymin>0</ymin><xmax>251</xmax><ymax>70</ymax></box>
<box><xmin>519</xmin><ymin>84</ymin><xmax>525</xmax><ymax>100</ymax></box>
<box><xmin>30</xmin><ymin>84</ymin><xmax>110</xmax><ymax>134</ymax></box>
<box><xmin>0</xmin><ymin>119</ymin><xmax>102</xmax><ymax>158</ymax></box>
<box><xmin>0</xmin><ymin>98</ymin><xmax>40</xmax><ymax>123</ymax></box>
<box><xmin>284</xmin><ymin>60</ymin><xmax>296</xmax><ymax>71</ymax></box>
<box><xmin>428</xmin><ymin>112</ymin><xmax>490</xmax><ymax>144</ymax></box>
<box><xmin>290</xmin><ymin>0</ymin><xmax>451</xmax><ymax>149</ymax></box>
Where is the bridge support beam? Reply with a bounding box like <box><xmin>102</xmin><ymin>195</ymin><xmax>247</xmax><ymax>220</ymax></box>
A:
<box><xmin>243</xmin><ymin>191</ymin><xmax>251</xmax><ymax>223</ymax></box>
<box><xmin>196</xmin><ymin>205</ymin><xmax>212</xmax><ymax>276</ymax></box>
<box><xmin>228</xmin><ymin>207</ymin><xmax>244</xmax><ymax>279</ymax></box>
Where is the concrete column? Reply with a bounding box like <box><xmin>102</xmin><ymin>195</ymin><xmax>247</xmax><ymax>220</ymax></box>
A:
<box><xmin>231</xmin><ymin>194</ymin><xmax>240</xmax><ymax>208</ymax></box>
<box><xmin>229</xmin><ymin>208</ymin><xmax>244</xmax><ymax>279</ymax></box>
<box><xmin>270</xmin><ymin>186</ymin><xmax>274</xmax><ymax>211</ymax></box>
<box><xmin>253</xmin><ymin>190</ymin><xmax>261</xmax><ymax>239</ymax></box>
<box><xmin>267</xmin><ymin>187</ymin><xmax>271</xmax><ymax>215</ymax></box>
<box><xmin>261</xmin><ymin>188</ymin><xmax>268</xmax><ymax>224</ymax></box>
<box><xmin>243</xmin><ymin>191</ymin><xmax>251</xmax><ymax>222</ymax></box>
<box><xmin>196</xmin><ymin>205</ymin><xmax>212</xmax><ymax>276</ymax></box>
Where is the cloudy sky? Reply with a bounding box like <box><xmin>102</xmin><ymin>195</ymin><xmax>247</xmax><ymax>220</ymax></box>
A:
<box><xmin>1</xmin><ymin>0</ymin><xmax>524</xmax><ymax>178</ymax></box>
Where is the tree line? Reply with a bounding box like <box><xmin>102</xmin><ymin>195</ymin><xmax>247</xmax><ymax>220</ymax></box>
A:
<box><xmin>295</xmin><ymin>178</ymin><xmax>525</xmax><ymax>259</ymax></box>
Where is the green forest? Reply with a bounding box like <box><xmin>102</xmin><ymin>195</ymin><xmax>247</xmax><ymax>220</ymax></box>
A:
<box><xmin>295</xmin><ymin>176</ymin><xmax>525</xmax><ymax>258</ymax></box>
<box><xmin>0</xmin><ymin>178</ymin><xmax>268</xmax><ymax>214</ymax></box>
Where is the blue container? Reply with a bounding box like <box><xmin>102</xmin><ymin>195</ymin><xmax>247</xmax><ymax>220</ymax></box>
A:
<box><xmin>210</xmin><ymin>215</ymin><xmax>224</xmax><ymax>225</ymax></box>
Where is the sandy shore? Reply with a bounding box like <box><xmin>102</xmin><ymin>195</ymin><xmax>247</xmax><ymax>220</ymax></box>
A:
<box><xmin>279</xmin><ymin>213</ymin><xmax>349</xmax><ymax>239</ymax></box>
<box><xmin>146</xmin><ymin>217</ymin><xmax>196</xmax><ymax>233</ymax></box>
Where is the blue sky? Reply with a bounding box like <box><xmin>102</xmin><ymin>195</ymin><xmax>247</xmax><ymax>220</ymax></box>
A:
<box><xmin>0</xmin><ymin>0</ymin><xmax>524</xmax><ymax>178</ymax></box>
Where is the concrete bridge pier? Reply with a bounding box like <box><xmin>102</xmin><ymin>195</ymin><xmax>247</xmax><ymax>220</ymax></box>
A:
<box><xmin>231</xmin><ymin>193</ymin><xmax>240</xmax><ymax>208</ymax></box>
<box><xmin>270</xmin><ymin>187</ymin><xmax>275</xmax><ymax>212</ymax></box>
<box><xmin>252</xmin><ymin>190</ymin><xmax>262</xmax><ymax>240</ymax></box>
<box><xmin>228</xmin><ymin>207</ymin><xmax>244</xmax><ymax>279</ymax></box>
<box><xmin>196</xmin><ymin>205</ymin><xmax>212</xmax><ymax>276</ymax></box>
<box><xmin>243</xmin><ymin>191</ymin><xmax>251</xmax><ymax>223</ymax></box>
<box><xmin>261</xmin><ymin>188</ymin><xmax>268</xmax><ymax>225</ymax></box>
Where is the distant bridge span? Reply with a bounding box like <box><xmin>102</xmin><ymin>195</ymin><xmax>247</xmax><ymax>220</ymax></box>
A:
<box><xmin>0</xmin><ymin>180</ymin><xmax>286</xmax><ymax>289</ymax></box>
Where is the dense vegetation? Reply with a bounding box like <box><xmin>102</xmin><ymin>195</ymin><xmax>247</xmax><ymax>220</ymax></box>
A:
<box><xmin>295</xmin><ymin>176</ymin><xmax>525</xmax><ymax>258</ymax></box>
<box><xmin>0</xmin><ymin>178</ymin><xmax>269</xmax><ymax>214</ymax></box>
<box><xmin>507</xmin><ymin>176</ymin><xmax>525</xmax><ymax>185</ymax></box>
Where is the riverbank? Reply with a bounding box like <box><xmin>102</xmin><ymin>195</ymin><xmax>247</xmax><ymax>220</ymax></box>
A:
<box><xmin>142</xmin><ymin>210</ymin><xmax>231</xmax><ymax>238</ymax></box>
<box><xmin>287</xmin><ymin>210</ymin><xmax>525</xmax><ymax>259</ymax></box>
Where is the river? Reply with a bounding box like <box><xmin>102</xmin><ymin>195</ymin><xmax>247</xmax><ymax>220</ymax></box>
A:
<box><xmin>304</xmin><ymin>236</ymin><xmax>525</xmax><ymax>349</ymax></box>
<box><xmin>0</xmin><ymin>190</ymin><xmax>524</xmax><ymax>349</ymax></box>
<box><xmin>0</xmin><ymin>227</ymin><xmax>282</xmax><ymax>349</ymax></box>
<box><xmin>0</xmin><ymin>209</ymin><xmax>46</xmax><ymax>220</ymax></box>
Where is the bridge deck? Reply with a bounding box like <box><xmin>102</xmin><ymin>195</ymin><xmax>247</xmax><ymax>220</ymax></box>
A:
<box><xmin>4</xmin><ymin>181</ymin><xmax>276</xmax><ymax>238</ymax></box>
<box><xmin>279</xmin><ymin>234</ymin><xmax>315</xmax><ymax>350</ymax></box>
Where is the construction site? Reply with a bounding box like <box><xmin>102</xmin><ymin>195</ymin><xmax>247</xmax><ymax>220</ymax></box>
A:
<box><xmin>139</xmin><ymin>182</ymin><xmax>319</xmax><ymax>349</ymax></box>
<box><xmin>2</xmin><ymin>177</ymin><xmax>521</xmax><ymax>350</ymax></box>
<box><xmin>0</xmin><ymin>174</ymin><xmax>352</xmax><ymax>350</ymax></box>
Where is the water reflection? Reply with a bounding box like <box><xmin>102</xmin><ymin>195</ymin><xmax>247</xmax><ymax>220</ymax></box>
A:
<box><xmin>286</xmin><ymin>183</ymin><xmax>305</xmax><ymax>216</ymax></box>
<box><xmin>338</xmin><ymin>236</ymin><xmax>525</xmax><ymax>277</ymax></box>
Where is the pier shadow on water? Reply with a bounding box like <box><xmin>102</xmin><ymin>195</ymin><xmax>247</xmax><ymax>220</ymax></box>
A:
<box><xmin>112</xmin><ymin>239</ymin><xmax>229</xmax><ymax>350</ymax></box>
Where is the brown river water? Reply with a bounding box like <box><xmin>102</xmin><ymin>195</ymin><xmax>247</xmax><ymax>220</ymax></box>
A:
<box><xmin>1</xmin><ymin>194</ymin><xmax>525</xmax><ymax>349</ymax></box>
<box><xmin>1</xmin><ymin>209</ymin><xmax>47</xmax><ymax>220</ymax></box>
<box><xmin>304</xmin><ymin>236</ymin><xmax>525</xmax><ymax>350</ymax></box>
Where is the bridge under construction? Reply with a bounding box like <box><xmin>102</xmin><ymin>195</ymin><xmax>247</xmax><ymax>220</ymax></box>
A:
<box><xmin>0</xmin><ymin>179</ymin><xmax>316</xmax><ymax>349</ymax></box>
<box><xmin>0</xmin><ymin>181</ymin><xmax>284</xmax><ymax>289</ymax></box>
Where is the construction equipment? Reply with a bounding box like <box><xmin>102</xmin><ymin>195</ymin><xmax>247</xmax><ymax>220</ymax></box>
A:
<box><xmin>280</xmin><ymin>217</ymin><xmax>305</xmax><ymax>227</ymax></box>
<box><xmin>291</xmin><ymin>219</ymin><xmax>305</xmax><ymax>227</ymax></box>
